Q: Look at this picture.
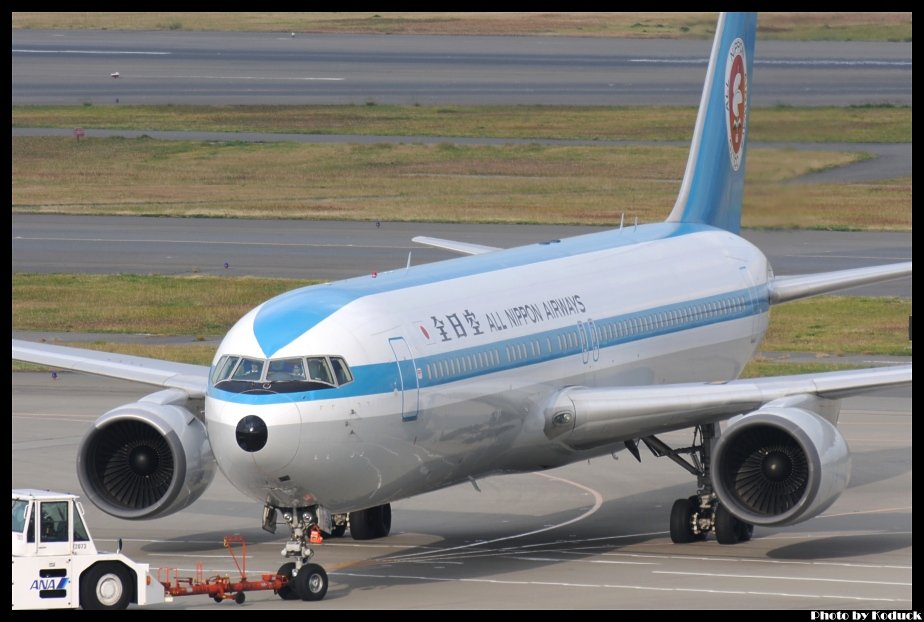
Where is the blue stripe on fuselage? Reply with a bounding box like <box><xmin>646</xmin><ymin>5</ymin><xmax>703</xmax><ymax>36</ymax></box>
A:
<box><xmin>216</xmin><ymin>284</ymin><xmax>767</xmax><ymax>406</ymax></box>
<box><xmin>253</xmin><ymin>222</ymin><xmax>710</xmax><ymax>356</ymax></box>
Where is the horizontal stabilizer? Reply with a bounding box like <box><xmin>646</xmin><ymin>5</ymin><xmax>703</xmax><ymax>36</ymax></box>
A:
<box><xmin>412</xmin><ymin>236</ymin><xmax>500</xmax><ymax>256</ymax></box>
<box><xmin>12</xmin><ymin>339</ymin><xmax>209</xmax><ymax>397</ymax></box>
<box><xmin>769</xmin><ymin>262</ymin><xmax>911</xmax><ymax>304</ymax></box>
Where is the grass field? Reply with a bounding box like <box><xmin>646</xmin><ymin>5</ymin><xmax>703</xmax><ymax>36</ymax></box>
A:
<box><xmin>11</xmin><ymin>12</ymin><xmax>912</xmax><ymax>41</ymax></box>
<box><xmin>12</xmin><ymin>273</ymin><xmax>319</xmax><ymax>337</ymax></box>
<box><xmin>12</xmin><ymin>136</ymin><xmax>909</xmax><ymax>230</ymax></box>
<box><xmin>12</xmin><ymin>104</ymin><xmax>913</xmax><ymax>144</ymax></box>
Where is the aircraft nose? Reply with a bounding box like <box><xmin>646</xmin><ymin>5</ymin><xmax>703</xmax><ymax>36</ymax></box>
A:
<box><xmin>235</xmin><ymin>415</ymin><xmax>268</xmax><ymax>452</ymax></box>
<box><xmin>206</xmin><ymin>397</ymin><xmax>301</xmax><ymax>477</ymax></box>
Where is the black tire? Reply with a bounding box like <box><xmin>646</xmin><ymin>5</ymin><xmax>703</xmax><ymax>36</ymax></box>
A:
<box><xmin>80</xmin><ymin>563</ymin><xmax>132</xmax><ymax>610</ymax></box>
<box><xmin>349</xmin><ymin>503</ymin><xmax>392</xmax><ymax>540</ymax></box>
<box><xmin>235</xmin><ymin>591</ymin><xmax>246</xmax><ymax>604</ymax></box>
<box><xmin>294</xmin><ymin>563</ymin><xmax>328</xmax><ymax>601</ymax></box>
<box><xmin>330</xmin><ymin>522</ymin><xmax>347</xmax><ymax>538</ymax></box>
<box><xmin>714</xmin><ymin>505</ymin><xmax>741</xmax><ymax>545</ymax></box>
<box><xmin>276</xmin><ymin>562</ymin><xmax>299</xmax><ymax>600</ymax></box>
<box><xmin>736</xmin><ymin>520</ymin><xmax>754</xmax><ymax>542</ymax></box>
<box><xmin>379</xmin><ymin>503</ymin><xmax>392</xmax><ymax>537</ymax></box>
<box><xmin>321</xmin><ymin>522</ymin><xmax>347</xmax><ymax>539</ymax></box>
<box><xmin>670</xmin><ymin>498</ymin><xmax>697</xmax><ymax>544</ymax></box>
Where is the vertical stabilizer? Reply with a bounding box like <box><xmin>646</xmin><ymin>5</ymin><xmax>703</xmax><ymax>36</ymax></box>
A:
<box><xmin>666</xmin><ymin>13</ymin><xmax>757</xmax><ymax>233</ymax></box>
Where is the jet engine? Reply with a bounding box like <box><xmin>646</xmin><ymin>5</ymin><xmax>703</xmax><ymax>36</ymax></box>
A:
<box><xmin>712</xmin><ymin>406</ymin><xmax>850</xmax><ymax>526</ymax></box>
<box><xmin>76</xmin><ymin>390</ymin><xmax>216</xmax><ymax>520</ymax></box>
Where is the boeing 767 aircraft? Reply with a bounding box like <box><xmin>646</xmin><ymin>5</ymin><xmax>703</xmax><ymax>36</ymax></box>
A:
<box><xmin>12</xmin><ymin>13</ymin><xmax>911</xmax><ymax>603</ymax></box>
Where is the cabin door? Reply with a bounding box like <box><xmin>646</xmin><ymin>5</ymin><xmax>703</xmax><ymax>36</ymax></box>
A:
<box><xmin>389</xmin><ymin>337</ymin><xmax>420</xmax><ymax>422</ymax></box>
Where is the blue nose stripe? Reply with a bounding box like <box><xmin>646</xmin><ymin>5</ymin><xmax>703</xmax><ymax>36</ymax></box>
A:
<box><xmin>253</xmin><ymin>286</ymin><xmax>353</xmax><ymax>356</ymax></box>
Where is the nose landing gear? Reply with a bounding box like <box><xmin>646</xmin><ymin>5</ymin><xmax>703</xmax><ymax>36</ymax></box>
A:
<box><xmin>272</xmin><ymin>506</ymin><xmax>329</xmax><ymax>601</ymax></box>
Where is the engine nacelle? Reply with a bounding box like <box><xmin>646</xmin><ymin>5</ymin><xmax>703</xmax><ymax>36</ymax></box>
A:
<box><xmin>712</xmin><ymin>406</ymin><xmax>850</xmax><ymax>527</ymax></box>
<box><xmin>77</xmin><ymin>396</ymin><xmax>216</xmax><ymax>520</ymax></box>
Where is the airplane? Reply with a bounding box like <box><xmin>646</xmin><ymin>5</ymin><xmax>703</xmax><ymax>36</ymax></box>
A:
<box><xmin>11</xmin><ymin>12</ymin><xmax>912</xmax><ymax>603</ymax></box>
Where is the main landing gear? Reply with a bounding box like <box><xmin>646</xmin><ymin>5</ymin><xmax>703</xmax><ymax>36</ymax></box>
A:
<box><xmin>321</xmin><ymin>505</ymin><xmax>393</xmax><ymax>540</ymax></box>
<box><xmin>639</xmin><ymin>423</ymin><xmax>753</xmax><ymax>545</ymax></box>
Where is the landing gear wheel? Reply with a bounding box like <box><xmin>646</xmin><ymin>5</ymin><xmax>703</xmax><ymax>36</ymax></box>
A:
<box><xmin>715</xmin><ymin>504</ymin><xmax>750</xmax><ymax>545</ymax></box>
<box><xmin>294</xmin><ymin>563</ymin><xmax>328</xmax><ymax>601</ymax></box>
<box><xmin>736</xmin><ymin>520</ymin><xmax>754</xmax><ymax>542</ymax></box>
<box><xmin>670</xmin><ymin>498</ymin><xmax>697</xmax><ymax>544</ymax></box>
<box><xmin>80</xmin><ymin>563</ymin><xmax>132</xmax><ymax>610</ymax></box>
<box><xmin>349</xmin><ymin>503</ymin><xmax>392</xmax><ymax>540</ymax></box>
<box><xmin>322</xmin><ymin>522</ymin><xmax>347</xmax><ymax>539</ymax></box>
<box><xmin>330</xmin><ymin>522</ymin><xmax>347</xmax><ymax>538</ymax></box>
<box><xmin>276</xmin><ymin>562</ymin><xmax>299</xmax><ymax>600</ymax></box>
<box><xmin>235</xmin><ymin>591</ymin><xmax>246</xmax><ymax>604</ymax></box>
<box><xmin>688</xmin><ymin>496</ymin><xmax>707</xmax><ymax>541</ymax></box>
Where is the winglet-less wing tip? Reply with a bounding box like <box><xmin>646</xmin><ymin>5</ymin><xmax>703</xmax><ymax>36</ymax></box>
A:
<box><xmin>412</xmin><ymin>236</ymin><xmax>500</xmax><ymax>256</ymax></box>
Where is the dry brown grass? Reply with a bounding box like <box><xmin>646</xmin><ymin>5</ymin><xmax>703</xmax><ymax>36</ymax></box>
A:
<box><xmin>14</xmin><ymin>136</ymin><xmax>907</xmax><ymax>229</ymax></box>
<box><xmin>11</xmin><ymin>12</ymin><xmax>912</xmax><ymax>41</ymax></box>
<box><xmin>11</xmin><ymin>105</ymin><xmax>912</xmax><ymax>144</ymax></box>
<box><xmin>12</xmin><ymin>273</ymin><xmax>317</xmax><ymax>335</ymax></box>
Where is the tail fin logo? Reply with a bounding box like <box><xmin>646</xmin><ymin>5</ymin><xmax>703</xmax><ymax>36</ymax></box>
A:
<box><xmin>725</xmin><ymin>37</ymin><xmax>748</xmax><ymax>172</ymax></box>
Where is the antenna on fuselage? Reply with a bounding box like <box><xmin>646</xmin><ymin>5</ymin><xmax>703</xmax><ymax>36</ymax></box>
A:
<box><xmin>406</xmin><ymin>251</ymin><xmax>413</xmax><ymax>271</ymax></box>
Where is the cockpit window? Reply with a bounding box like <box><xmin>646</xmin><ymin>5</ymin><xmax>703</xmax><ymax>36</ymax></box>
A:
<box><xmin>232</xmin><ymin>357</ymin><xmax>265</xmax><ymax>380</ymax></box>
<box><xmin>306</xmin><ymin>357</ymin><xmax>334</xmax><ymax>385</ymax></box>
<box><xmin>330</xmin><ymin>357</ymin><xmax>353</xmax><ymax>384</ymax></box>
<box><xmin>211</xmin><ymin>355</ymin><xmax>352</xmax><ymax>394</ymax></box>
<box><xmin>267</xmin><ymin>358</ymin><xmax>307</xmax><ymax>381</ymax></box>
<box><xmin>211</xmin><ymin>355</ymin><xmax>240</xmax><ymax>384</ymax></box>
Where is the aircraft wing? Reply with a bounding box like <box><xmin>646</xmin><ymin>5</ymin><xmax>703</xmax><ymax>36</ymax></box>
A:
<box><xmin>12</xmin><ymin>339</ymin><xmax>210</xmax><ymax>397</ymax></box>
<box><xmin>769</xmin><ymin>262</ymin><xmax>911</xmax><ymax>304</ymax></box>
<box><xmin>412</xmin><ymin>236</ymin><xmax>501</xmax><ymax>256</ymax></box>
<box><xmin>545</xmin><ymin>365</ymin><xmax>911</xmax><ymax>449</ymax></box>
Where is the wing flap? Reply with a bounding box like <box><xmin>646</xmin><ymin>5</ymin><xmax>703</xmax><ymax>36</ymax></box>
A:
<box><xmin>769</xmin><ymin>262</ymin><xmax>911</xmax><ymax>304</ymax></box>
<box><xmin>12</xmin><ymin>339</ymin><xmax>210</xmax><ymax>397</ymax></box>
<box><xmin>412</xmin><ymin>236</ymin><xmax>500</xmax><ymax>256</ymax></box>
<box><xmin>545</xmin><ymin>365</ymin><xmax>911</xmax><ymax>448</ymax></box>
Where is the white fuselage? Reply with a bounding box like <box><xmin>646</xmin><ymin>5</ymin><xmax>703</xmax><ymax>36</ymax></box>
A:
<box><xmin>204</xmin><ymin>224</ymin><xmax>770</xmax><ymax>513</ymax></box>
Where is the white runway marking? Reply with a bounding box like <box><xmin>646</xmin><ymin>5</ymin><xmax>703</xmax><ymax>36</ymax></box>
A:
<box><xmin>143</xmin><ymin>74</ymin><xmax>345</xmax><ymax>81</ymax></box>
<box><xmin>388</xmin><ymin>471</ymin><xmax>604</xmax><ymax>561</ymax></box>
<box><xmin>13</xmin><ymin>49</ymin><xmax>170</xmax><ymax>55</ymax></box>
<box><xmin>558</xmin><ymin>550</ymin><xmax>912</xmax><ymax>571</ymax></box>
<box><xmin>818</xmin><ymin>506</ymin><xmax>912</xmax><ymax>519</ymax></box>
<box><xmin>14</xmin><ymin>235</ymin><xmax>409</xmax><ymax>250</ymax></box>
<box><xmin>510</xmin><ymin>556</ymin><xmax>657</xmax><ymax>566</ymax></box>
<box><xmin>654</xmin><ymin>570</ymin><xmax>911</xmax><ymax>587</ymax></box>
<box><xmin>335</xmin><ymin>571</ymin><xmax>911</xmax><ymax>603</ymax></box>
